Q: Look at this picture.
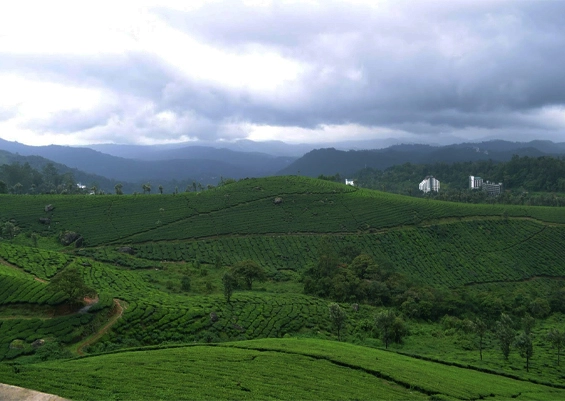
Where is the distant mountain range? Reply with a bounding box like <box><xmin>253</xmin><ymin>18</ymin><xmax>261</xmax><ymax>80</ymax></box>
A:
<box><xmin>277</xmin><ymin>141</ymin><xmax>565</xmax><ymax>177</ymax></box>
<box><xmin>0</xmin><ymin>138</ymin><xmax>296</xmax><ymax>189</ymax></box>
<box><xmin>1</xmin><ymin>137</ymin><xmax>565</xmax><ymax>193</ymax></box>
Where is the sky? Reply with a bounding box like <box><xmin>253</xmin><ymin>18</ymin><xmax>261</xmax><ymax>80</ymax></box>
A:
<box><xmin>0</xmin><ymin>0</ymin><xmax>564</xmax><ymax>147</ymax></box>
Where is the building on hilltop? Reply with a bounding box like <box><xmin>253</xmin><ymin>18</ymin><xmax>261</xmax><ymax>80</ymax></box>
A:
<box><xmin>469</xmin><ymin>175</ymin><xmax>483</xmax><ymax>190</ymax></box>
<box><xmin>468</xmin><ymin>175</ymin><xmax>503</xmax><ymax>196</ymax></box>
<box><xmin>482</xmin><ymin>181</ymin><xmax>503</xmax><ymax>196</ymax></box>
<box><xmin>345</xmin><ymin>179</ymin><xmax>355</xmax><ymax>186</ymax></box>
<box><xmin>419</xmin><ymin>176</ymin><xmax>440</xmax><ymax>193</ymax></box>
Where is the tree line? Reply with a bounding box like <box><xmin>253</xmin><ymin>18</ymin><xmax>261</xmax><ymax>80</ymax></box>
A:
<box><xmin>325</xmin><ymin>155</ymin><xmax>565</xmax><ymax>206</ymax></box>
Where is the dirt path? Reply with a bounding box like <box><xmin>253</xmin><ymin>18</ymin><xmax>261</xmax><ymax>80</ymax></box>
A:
<box><xmin>75</xmin><ymin>299</ymin><xmax>126</xmax><ymax>356</ymax></box>
<box><xmin>0</xmin><ymin>383</ymin><xmax>69</xmax><ymax>401</ymax></box>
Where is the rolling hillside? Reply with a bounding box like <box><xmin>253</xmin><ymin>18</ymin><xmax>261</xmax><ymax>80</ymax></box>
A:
<box><xmin>2</xmin><ymin>338</ymin><xmax>565</xmax><ymax>400</ymax></box>
<box><xmin>2</xmin><ymin>175</ymin><xmax>565</xmax><ymax>399</ymax></box>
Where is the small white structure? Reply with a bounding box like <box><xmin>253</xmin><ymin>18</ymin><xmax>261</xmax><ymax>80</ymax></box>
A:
<box><xmin>469</xmin><ymin>175</ymin><xmax>483</xmax><ymax>190</ymax></box>
<box><xmin>345</xmin><ymin>179</ymin><xmax>355</xmax><ymax>186</ymax></box>
<box><xmin>419</xmin><ymin>176</ymin><xmax>440</xmax><ymax>193</ymax></box>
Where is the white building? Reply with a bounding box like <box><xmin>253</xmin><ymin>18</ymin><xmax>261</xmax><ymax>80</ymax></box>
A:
<box><xmin>469</xmin><ymin>175</ymin><xmax>503</xmax><ymax>195</ymax></box>
<box><xmin>345</xmin><ymin>179</ymin><xmax>355</xmax><ymax>186</ymax></box>
<box><xmin>469</xmin><ymin>175</ymin><xmax>483</xmax><ymax>190</ymax></box>
<box><xmin>419</xmin><ymin>176</ymin><xmax>440</xmax><ymax>193</ymax></box>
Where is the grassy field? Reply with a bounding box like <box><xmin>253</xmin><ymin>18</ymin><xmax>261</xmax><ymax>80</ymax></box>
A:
<box><xmin>3</xmin><ymin>338</ymin><xmax>565</xmax><ymax>400</ymax></box>
<box><xmin>2</xmin><ymin>175</ymin><xmax>565</xmax><ymax>399</ymax></box>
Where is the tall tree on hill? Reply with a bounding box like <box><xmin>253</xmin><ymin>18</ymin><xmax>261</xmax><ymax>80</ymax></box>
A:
<box><xmin>495</xmin><ymin>313</ymin><xmax>515</xmax><ymax>360</ymax></box>
<box><xmin>471</xmin><ymin>317</ymin><xmax>488</xmax><ymax>361</ymax></box>
<box><xmin>522</xmin><ymin>314</ymin><xmax>535</xmax><ymax>335</ymax></box>
<box><xmin>515</xmin><ymin>332</ymin><xmax>534</xmax><ymax>372</ymax></box>
<box><xmin>114</xmin><ymin>183</ymin><xmax>123</xmax><ymax>195</ymax></box>
<box><xmin>1</xmin><ymin>222</ymin><xmax>18</xmax><ymax>239</ymax></box>
<box><xmin>48</xmin><ymin>267</ymin><xmax>95</xmax><ymax>305</ymax></box>
<box><xmin>232</xmin><ymin>260</ymin><xmax>266</xmax><ymax>290</ymax></box>
<box><xmin>159</xmin><ymin>185</ymin><xmax>163</xmax><ymax>194</ymax></box>
<box><xmin>375</xmin><ymin>309</ymin><xmax>407</xmax><ymax>348</ymax></box>
<box><xmin>328</xmin><ymin>302</ymin><xmax>347</xmax><ymax>341</ymax></box>
<box><xmin>222</xmin><ymin>271</ymin><xmax>236</xmax><ymax>304</ymax></box>
<box><xmin>547</xmin><ymin>328</ymin><xmax>565</xmax><ymax>366</ymax></box>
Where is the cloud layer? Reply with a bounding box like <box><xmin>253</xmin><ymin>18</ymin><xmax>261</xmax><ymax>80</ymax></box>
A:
<box><xmin>1</xmin><ymin>0</ymin><xmax>564</xmax><ymax>146</ymax></box>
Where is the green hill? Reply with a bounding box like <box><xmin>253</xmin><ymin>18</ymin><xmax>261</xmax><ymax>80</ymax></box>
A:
<box><xmin>2</xmin><ymin>175</ymin><xmax>565</xmax><ymax>398</ymax></box>
<box><xmin>1</xmin><ymin>338</ymin><xmax>565</xmax><ymax>400</ymax></box>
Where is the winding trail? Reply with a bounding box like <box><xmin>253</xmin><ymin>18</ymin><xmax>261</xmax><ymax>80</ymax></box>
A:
<box><xmin>75</xmin><ymin>299</ymin><xmax>126</xmax><ymax>356</ymax></box>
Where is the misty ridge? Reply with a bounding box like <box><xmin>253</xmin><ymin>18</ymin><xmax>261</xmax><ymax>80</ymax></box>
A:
<box><xmin>1</xmin><ymin>137</ymin><xmax>565</xmax><ymax>196</ymax></box>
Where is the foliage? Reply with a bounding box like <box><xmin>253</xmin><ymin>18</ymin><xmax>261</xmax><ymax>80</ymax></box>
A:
<box><xmin>470</xmin><ymin>317</ymin><xmax>488</xmax><ymax>361</ymax></box>
<box><xmin>546</xmin><ymin>328</ymin><xmax>565</xmax><ymax>366</ymax></box>
<box><xmin>515</xmin><ymin>332</ymin><xmax>534</xmax><ymax>372</ymax></box>
<box><xmin>231</xmin><ymin>260</ymin><xmax>266</xmax><ymax>290</ymax></box>
<box><xmin>355</xmin><ymin>155</ymin><xmax>565</xmax><ymax>206</ymax></box>
<box><xmin>222</xmin><ymin>271</ymin><xmax>236</xmax><ymax>303</ymax></box>
<box><xmin>48</xmin><ymin>267</ymin><xmax>95</xmax><ymax>304</ymax></box>
<box><xmin>181</xmin><ymin>275</ymin><xmax>191</xmax><ymax>292</ymax></box>
<box><xmin>375</xmin><ymin>309</ymin><xmax>407</xmax><ymax>348</ymax></box>
<box><xmin>495</xmin><ymin>313</ymin><xmax>515</xmax><ymax>360</ymax></box>
<box><xmin>328</xmin><ymin>303</ymin><xmax>347</xmax><ymax>341</ymax></box>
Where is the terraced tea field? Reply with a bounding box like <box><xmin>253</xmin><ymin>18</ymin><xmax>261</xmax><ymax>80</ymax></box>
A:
<box><xmin>1</xmin><ymin>338</ymin><xmax>565</xmax><ymax>400</ymax></box>
<box><xmin>2</xmin><ymin>176</ymin><xmax>565</xmax><ymax>399</ymax></box>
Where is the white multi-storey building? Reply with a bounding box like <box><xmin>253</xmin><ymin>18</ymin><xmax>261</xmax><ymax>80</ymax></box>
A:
<box><xmin>419</xmin><ymin>176</ymin><xmax>440</xmax><ymax>193</ymax></box>
<box><xmin>469</xmin><ymin>175</ymin><xmax>483</xmax><ymax>189</ymax></box>
<box><xmin>469</xmin><ymin>175</ymin><xmax>503</xmax><ymax>195</ymax></box>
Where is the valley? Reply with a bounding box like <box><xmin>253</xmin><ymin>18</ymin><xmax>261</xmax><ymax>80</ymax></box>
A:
<box><xmin>1</xmin><ymin>175</ymin><xmax>565</xmax><ymax>400</ymax></box>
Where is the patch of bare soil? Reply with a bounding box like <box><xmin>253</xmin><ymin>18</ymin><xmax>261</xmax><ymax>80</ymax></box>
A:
<box><xmin>76</xmin><ymin>299</ymin><xmax>125</xmax><ymax>356</ymax></box>
<box><xmin>0</xmin><ymin>383</ymin><xmax>69</xmax><ymax>401</ymax></box>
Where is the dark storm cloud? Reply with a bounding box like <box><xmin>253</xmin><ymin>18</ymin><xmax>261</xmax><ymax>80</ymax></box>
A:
<box><xmin>3</xmin><ymin>0</ymin><xmax>565</xmax><ymax>144</ymax></box>
<box><xmin>152</xmin><ymin>0</ymin><xmax>565</xmax><ymax>135</ymax></box>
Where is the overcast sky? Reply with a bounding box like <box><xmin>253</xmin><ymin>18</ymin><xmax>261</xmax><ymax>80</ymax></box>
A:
<box><xmin>1</xmin><ymin>0</ymin><xmax>564</xmax><ymax>146</ymax></box>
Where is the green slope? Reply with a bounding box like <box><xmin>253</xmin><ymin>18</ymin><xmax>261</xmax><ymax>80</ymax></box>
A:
<box><xmin>2</xmin><ymin>176</ymin><xmax>565</xmax><ymax>247</ymax></box>
<box><xmin>1</xmin><ymin>338</ymin><xmax>564</xmax><ymax>400</ymax></box>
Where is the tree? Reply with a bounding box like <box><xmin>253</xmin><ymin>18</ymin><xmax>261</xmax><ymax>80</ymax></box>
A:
<box><xmin>529</xmin><ymin>298</ymin><xmax>551</xmax><ymax>319</ymax></box>
<box><xmin>232</xmin><ymin>260</ymin><xmax>267</xmax><ymax>290</ymax></box>
<box><xmin>158</xmin><ymin>185</ymin><xmax>163</xmax><ymax>195</ymax></box>
<box><xmin>515</xmin><ymin>332</ymin><xmax>534</xmax><ymax>372</ymax></box>
<box><xmin>374</xmin><ymin>309</ymin><xmax>407</xmax><ymax>348</ymax></box>
<box><xmin>31</xmin><ymin>232</ymin><xmax>39</xmax><ymax>248</ymax></box>
<box><xmin>470</xmin><ymin>317</ymin><xmax>488</xmax><ymax>361</ymax></box>
<box><xmin>13</xmin><ymin>182</ymin><xmax>23</xmax><ymax>194</ymax></box>
<box><xmin>48</xmin><ymin>267</ymin><xmax>95</xmax><ymax>305</ymax></box>
<box><xmin>328</xmin><ymin>302</ymin><xmax>347</xmax><ymax>341</ymax></box>
<box><xmin>222</xmin><ymin>271</ymin><xmax>236</xmax><ymax>304</ymax></box>
<box><xmin>181</xmin><ymin>275</ymin><xmax>191</xmax><ymax>292</ymax></box>
<box><xmin>114</xmin><ymin>183</ymin><xmax>123</xmax><ymax>195</ymax></box>
<box><xmin>495</xmin><ymin>313</ymin><xmax>515</xmax><ymax>360</ymax></box>
<box><xmin>522</xmin><ymin>313</ymin><xmax>535</xmax><ymax>335</ymax></box>
<box><xmin>547</xmin><ymin>328</ymin><xmax>565</xmax><ymax>366</ymax></box>
<box><xmin>0</xmin><ymin>180</ymin><xmax>7</xmax><ymax>194</ymax></box>
<box><xmin>1</xmin><ymin>222</ymin><xmax>17</xmax><ymax>239</ymax></box>
<box><xmin>349</xmin><ymin>254</ymin><xmax>379</xmax><ymax>280</ymax></box>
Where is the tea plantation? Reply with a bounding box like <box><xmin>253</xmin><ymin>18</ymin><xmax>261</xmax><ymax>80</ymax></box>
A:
<box><xmin>2</xmin><ymin>175</ymin><xmax>565</xmax><ymax>400</ymax></box>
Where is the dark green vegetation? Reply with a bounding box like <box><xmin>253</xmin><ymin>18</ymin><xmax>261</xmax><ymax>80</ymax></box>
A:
<box><xmin>2</xmin><ymin>175</ymin><xmax>565</xmax><ymax>399</ymax></box>
<box><xmin>345</xmin><ymin>155</ymin><xmax>565</xmax><ymax>207</ymax></box>
<box><xmin>279</xmin><ymin>140</ymin><xmax>565</xmax><ymax>177</ymax></box>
